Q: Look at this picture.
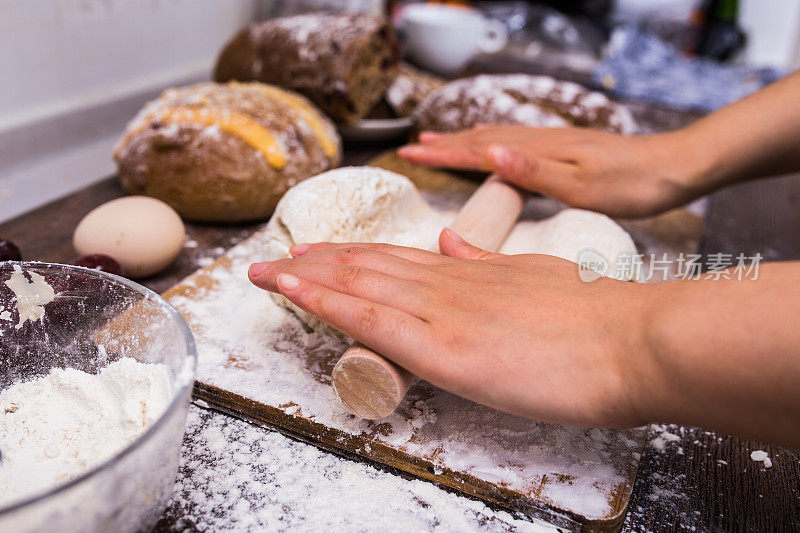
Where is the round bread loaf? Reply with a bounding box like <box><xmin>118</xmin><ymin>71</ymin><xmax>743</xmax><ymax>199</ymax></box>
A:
<box><xmin>214</xmin><ymin>13</ymin><xmax>400</xmax><ymax>125</ymax></box>
<box><xmin>414</xmin><ymin>74</ymin><xmax>638</xmax><ymax>134</ymax></box>
<box><xmin>113</xmin><ymin>82</ymin><xmax>341</xmax><ymax>222</ymax></box>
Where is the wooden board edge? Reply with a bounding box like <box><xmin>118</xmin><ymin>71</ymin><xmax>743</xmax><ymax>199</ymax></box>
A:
<box><xmin>193</xmin><ymin>381</ymin><xmax>631</xmax><ymax>532</ymax></box>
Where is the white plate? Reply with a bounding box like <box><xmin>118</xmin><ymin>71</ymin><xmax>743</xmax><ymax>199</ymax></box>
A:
<box><xmin>337</xmin><ymin>117</ymin><xmax>415</xmax><ymax>144</ymax></box>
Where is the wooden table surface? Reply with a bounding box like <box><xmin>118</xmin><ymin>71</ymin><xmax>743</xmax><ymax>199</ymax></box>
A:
<box><xmin>4</xmin><ymin>45</ymin><xmax>800</xmax><ymax>524</ymax></box>
<box><xmin>3</xmin><ymin>147</ymin><xmax>799</xmax><ymax>531</ymax></box>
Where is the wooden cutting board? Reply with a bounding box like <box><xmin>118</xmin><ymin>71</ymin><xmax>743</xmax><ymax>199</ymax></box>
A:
<box><xmin>162</xmin><ymin>152</ymin><xmax>704</xmax><ymax>531</ymax></box>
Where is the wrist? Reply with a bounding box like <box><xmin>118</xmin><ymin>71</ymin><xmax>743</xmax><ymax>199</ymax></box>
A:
<box><xmin>619</xmin><ymin>280</ymin><xmax>681</xmax><ymax>424</ymax></box>
<box><xmin>656</xmin><ymin>128</ymin><xmax>717</xmax><ymax>189</ymax></box>
<box><xmin>672</xmin><ymin>120</ymin><xmax>736</xmax><ymax>193</ymax></box>
<box><xmin>603</xmin><ymin>280</ymin><xmax>671</xmax><ymax>425</ymax></box>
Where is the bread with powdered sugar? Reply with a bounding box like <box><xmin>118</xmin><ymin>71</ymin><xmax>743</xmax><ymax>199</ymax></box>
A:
<box><xmin>214</xmin><ymin>13</ymin><xmax>400</xmax><ymax>125</ymax></box>
<box><xmin>414</xmin><ymin>74</ymin><xmax>638</xmax><ymax>134</ymax></box>
<box><xmin>385</xmin><ymin>63</ymin><xmax>445</xmax><ymax>117</ymax></box>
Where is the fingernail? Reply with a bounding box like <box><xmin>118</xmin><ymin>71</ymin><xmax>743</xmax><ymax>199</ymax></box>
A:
<box><xmin>249</xmin><ymin>262</ymin><xmax>269</xmax><ymax>277</ymax></box>
<box><xmin>398</xmin><ymin>145</ymin><xmax>420</xmax><ymax>156</ymax></box>
<box><xmin>443</xmin><ymin>227</ymin><xmax>465</xmax><ymax>243</ymax></box>
<box><xmin>277</xmin><ymin>273</ymin><xmax>301</xmax><ymax>291</ymax></box>
<box><xmin>290</xmin><ymin>243</ymin><xmax>311</xmax><ymax>256</ymax></box>
<box><xmin>419</xmin><ymin>131</ymin><xmax>440</xmax><ymax>142</ymax></box>
<box><xmin>488</xmin><ymin>145</ymin><xmax>510</xmax><ymax>167</ymax></box>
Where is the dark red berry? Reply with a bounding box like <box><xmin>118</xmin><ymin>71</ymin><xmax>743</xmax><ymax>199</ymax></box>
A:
<box><xmin>0</xmin><ymin>239</ymin><xmax>21</xmax><ymax>261</ymax></box>
<box><xmin>71</xmin><ymin>254</ymin><xmax>123</xmax><ymax>276</ymax></box>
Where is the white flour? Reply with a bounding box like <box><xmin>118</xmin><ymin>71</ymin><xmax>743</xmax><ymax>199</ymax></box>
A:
<box><xmin>165</xmin><ymin>406</ymin><xmax>560</xmax><ymax>532</ymax></box>
<box><xmin>750</xmin><ymin>450</ymin><xmax>773</xmax><ymax>468</ymax></box>
<box><xmin>0</xmin><ymin>357</ymin><xmax>173</xmax><ymax>507</ymax></box>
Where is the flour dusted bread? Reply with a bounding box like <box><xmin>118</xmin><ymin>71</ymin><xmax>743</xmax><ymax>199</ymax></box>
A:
<box><xmin>385</xmin><ymin>62</ymin><xmax>445</xmax><ymax>117</ymax></box>
<box><xmin>262</xmin><ymin>166</ymin><xmax>636</xmax><ymax>333</ymax></box>
<box><xmin>214</xmin><ymin>13</ymin><xmax>400</xmax><ymax>125</ymax></box>
<box><xmin>415</xmin><ymin>74</ymin><xmax>638</xmax><ymax>133</ymax></box>
<box><xmin>114</xmin><ymin>82</ymin><xmax>341</xmax><ymax>222</ymax></box>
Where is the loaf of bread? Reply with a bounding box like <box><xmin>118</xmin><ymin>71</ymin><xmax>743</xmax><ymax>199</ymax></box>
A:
<box><xmin>385</xmin><ymin>62</ymin><xmax>445</xmax><ymax>117</ymax></box>
<box><xmin>113</xmin><ymin>82</ymin><xmax>341</xmax><ymax>223</ymax></box>
<box><xmin>214</xmin><ymin>13</ymin><xmax>400</xmax><ymax>125</ymax></box>
<box><xmin>414</xmin><ymin>74</ymin><xmax>638</xmax><ymax>134</ymax></box>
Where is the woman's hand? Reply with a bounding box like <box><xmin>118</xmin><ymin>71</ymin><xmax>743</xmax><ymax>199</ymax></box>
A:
<box><xmin>248</xmin><ymin>229</ymin><xmax>800</xmax><ymax>445</ymax></box>
<box><xmin>399</xmin><ymin>126</ymin><xmax>709</xmax><ymax>218</ymax></box>
<box><xmin>249</xmin><ymin>229</ymin><xmax>655</xmax><ymax>428</ymax></box>
<box><xmin>401</xmin><ymin>70</ymin><xmax>800</xmax><ymax>219</ymax></box>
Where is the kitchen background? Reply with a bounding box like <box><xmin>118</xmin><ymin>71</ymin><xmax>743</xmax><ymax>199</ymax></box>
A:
<box><xmin>1</xmin><ymin>0</ymin><xmax>799</xmax><ymax>223</ymax></box>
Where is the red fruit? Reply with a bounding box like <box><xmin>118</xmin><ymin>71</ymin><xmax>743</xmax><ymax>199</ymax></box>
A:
<box><xmin>71</xmin><ymin>254</ymin><xmax>123</xmax><ymax>276</ymax></box>
<box><xmin>0</xmin><ymin>239</ymin><xmax>21</xmax><ymax>261</ymax></box>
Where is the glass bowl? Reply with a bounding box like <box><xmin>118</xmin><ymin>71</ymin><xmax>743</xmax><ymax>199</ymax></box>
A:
<box><xmin>0</xmin><ymin>262</ymin><xmax>196</xmax><ymax>533</ymax></box>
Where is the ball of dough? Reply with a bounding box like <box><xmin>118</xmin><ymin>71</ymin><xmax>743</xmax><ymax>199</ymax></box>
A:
<box><xmin>262</xmin><ymin>166</ymin><xmax>450</xmax><ymax>332</ymax></box>
<box><xmin>500</xmin><ymin>209</ymin><xmax>637</xmax><ymax>281</ymax></box>
<box><xmin>73</xmin><ymin>196</ymin><xmax>185</xmax><ymax>278</ymax></box>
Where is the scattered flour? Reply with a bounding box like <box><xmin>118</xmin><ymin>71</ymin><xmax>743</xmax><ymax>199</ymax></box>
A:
<box><xmin>162</xmin><ymin>406</ymin><xmax>561</xmax><ymax>532</ymax></box>
<box><xmin>196</xmin><ymin>246</ymin><xmax>228</xmax><ymax>268</ymax></box>
<box><xmin>648</xmin><ymin>425</ymin><xmax>683</xmax><ymax>452</ymax></box>
<box><xmin>750</xmin><ymin>450</ymin><xmax>772</xmax><ymax>468</ymax></box>
<box><xmin>0</xmin><ymin>357</ymin><xmax>173</xmax><ymax>507</ymax></box>
<box><xmin>641</xmin><ymin>472</ymin><xmax>689</xmax><ymax>514</ymax></box>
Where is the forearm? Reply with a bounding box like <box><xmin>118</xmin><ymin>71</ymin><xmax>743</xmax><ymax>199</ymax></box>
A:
<box><xmin>638</xmin><ymin>262</ymin><xmax>800</xmax><ymax>448</ymax></box>
<box><xmin>677</xmin><ymin>70</ymin><xmax>800</xmax><ymax>193</ymax></box>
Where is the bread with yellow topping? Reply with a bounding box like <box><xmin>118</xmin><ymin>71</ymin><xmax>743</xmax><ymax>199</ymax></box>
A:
<box><xmin>113</xmin><ymin>82</ymin><xmax>341</xmax><ymax>222</ymax></box>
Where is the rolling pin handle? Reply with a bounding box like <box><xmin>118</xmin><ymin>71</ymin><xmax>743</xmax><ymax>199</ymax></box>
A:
<box><xmin>332</xmin><ymin>343</ymin><xmax>416</xmax><ymax>420</ymax></box>
<box><xmin>331</xmin><ymin>174</ymin><xmax>526</xmax><ymax>419</ymax></box>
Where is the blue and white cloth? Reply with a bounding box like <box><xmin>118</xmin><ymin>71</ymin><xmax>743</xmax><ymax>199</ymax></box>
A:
<box><xmin>593</xmin><ymin>24</ymin><xmax>784</xmax><ymax>112</ymax></box>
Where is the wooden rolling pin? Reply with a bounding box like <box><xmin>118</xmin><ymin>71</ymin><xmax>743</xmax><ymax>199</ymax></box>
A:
<box><xmin>331</xmin><ymin>174</ymin><xmax>527</xmax><ymax>419</ymax></box>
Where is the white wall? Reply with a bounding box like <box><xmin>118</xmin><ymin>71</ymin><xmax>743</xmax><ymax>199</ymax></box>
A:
<box><xmin>0</xmin><ymin>0</ymin><xmax>257</xmax><ymax>130</ymax></box>
<box><xmin>614</xmin><ymin>0</ymin><xmax>800</xmax><ymax>70</ymax></box>
<box><xmin>0</xmin><ymin>0</ymin><xmax>257</xmax><ymax>222</ymax></box>
<box><xmin>740</xmin><ymin>0</ymin><xmax>800</xmax><ymax>70</ymax></box>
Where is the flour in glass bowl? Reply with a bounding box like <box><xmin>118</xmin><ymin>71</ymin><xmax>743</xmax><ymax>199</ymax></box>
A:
<box><xmin>0</xmin><ymin>356</ymin><xmax>173</xmax><ymax>507</ymax></box>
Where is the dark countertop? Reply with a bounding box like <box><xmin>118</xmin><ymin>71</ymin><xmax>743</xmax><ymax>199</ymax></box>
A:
<box><xmin>3</xmin><ymin>147</ymin><xmax>799</xmax><ymax>531</ymax></box>
<box><xmin>3</xmin><ymin>58</ymin><xmax>800</xmax><ymax>528</ymax></box>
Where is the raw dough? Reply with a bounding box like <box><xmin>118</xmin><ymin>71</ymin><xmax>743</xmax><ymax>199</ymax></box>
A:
<box><xmin>263</xmin><ymin>167</ymin><xmax>449</xmax><ymax>330</ymax></box>
<box><xmin>4</xmin><ymin>265</ymin><xmax>56</xmax><ymax>329</ymax></box>
<box><xmin>500</xmin><ymin>210</ymin><xmax>637</xmax><ymax>279</ymax></box>
<box><xmin>262</xmin><ymin>167</ymin><xmax>636</xmax><ymax>330</ymax></box>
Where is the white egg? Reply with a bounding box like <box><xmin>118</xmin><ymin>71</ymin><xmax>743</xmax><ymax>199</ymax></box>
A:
<box><xmin>73</xmin><ymin>196</ymin><xmax>185</xmax><ymax>278</ymax></box>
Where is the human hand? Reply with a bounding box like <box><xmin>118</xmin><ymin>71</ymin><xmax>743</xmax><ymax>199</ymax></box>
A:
<box><xmin>398</xmin><ymin>125</ymin><xmax>707</xmax><ymax>218</ymax></box>
<box><xmin>248</xmin><ymin>228</ymin><xmax>655</xmax><ymax>428</ymax></box>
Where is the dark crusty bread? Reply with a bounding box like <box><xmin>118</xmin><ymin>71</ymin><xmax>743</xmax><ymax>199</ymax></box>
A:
<box><xmin>414</xmin><ymin>74</ymin><xmax>638</xmax><ymax>134</ymax></box>
<box><xmin>385</xmin><ymin>62</ymin><xmax>445</xmax><ymax>117</ymax></box>
<box><xmin>113</xmin><ymin>82</ymin><xmax>341</xmax><ymax>223</ymax></box>
<box><xmin>214</xmin><ymin>13</ymin><xmax>400</xmax><ymax>125</ymax></box>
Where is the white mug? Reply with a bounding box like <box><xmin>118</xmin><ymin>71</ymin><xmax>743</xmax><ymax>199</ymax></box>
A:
<box><xmin>400</xmin><ymin>4</ymin><xmax>509</xmax><ymax>76</ymax></box>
